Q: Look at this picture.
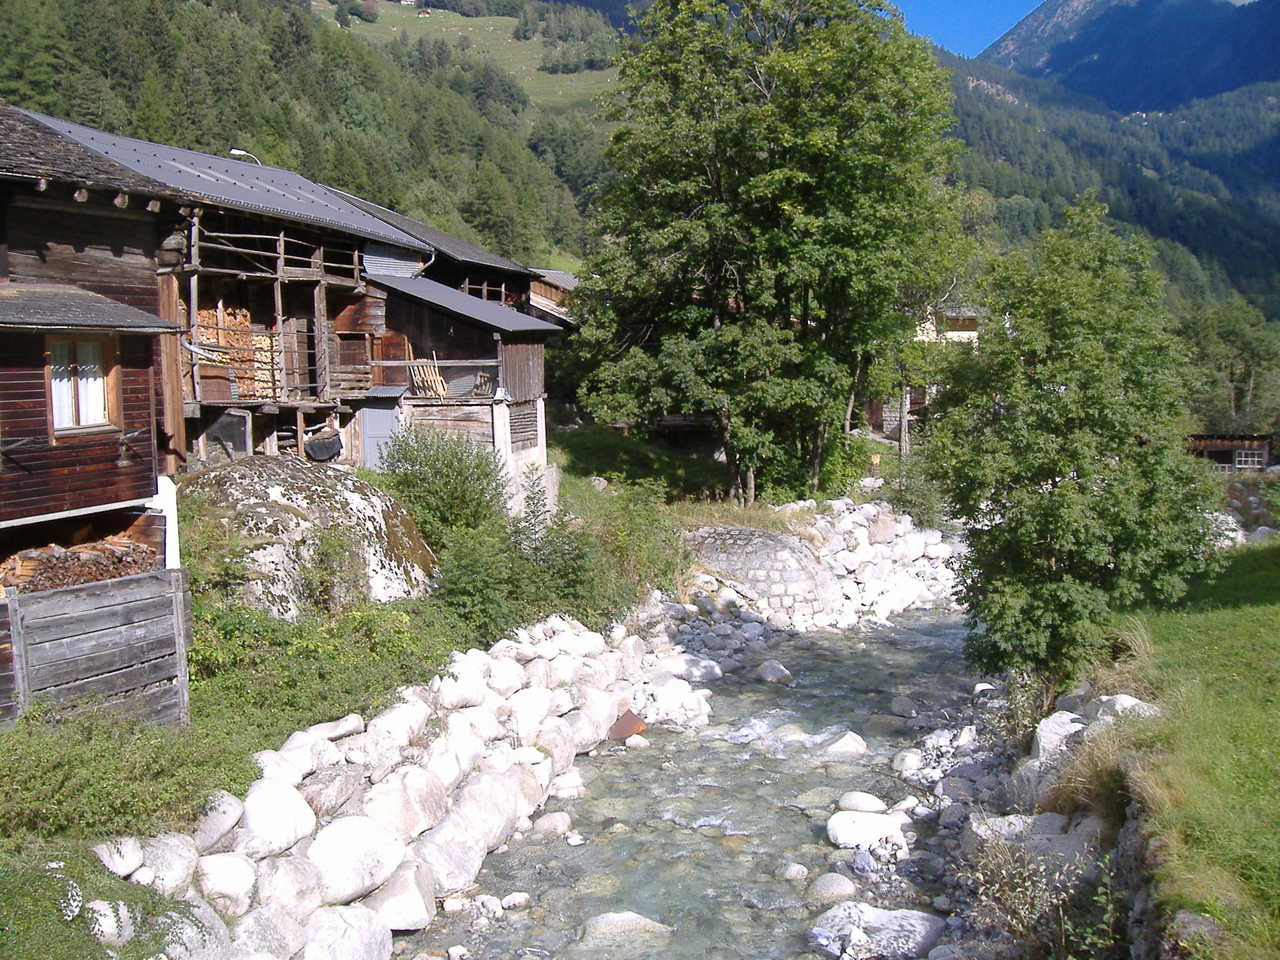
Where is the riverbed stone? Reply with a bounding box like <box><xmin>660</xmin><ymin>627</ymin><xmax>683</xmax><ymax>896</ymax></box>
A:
<box><xmin>338</xmin><ymin>730</ymin><xmax>401</xmax><ymax>783</ymax></box>
<box><xmin>1081</xmin><ymin>694</ymin><xmax>1160</xmax><ymax>722</ymax></box>
<box><xmin>236</xmin><ymin>780</ymin><xmax>317</xmax><ymax>860</ymax></box>
<box><xmin>359</xmin><ymin>859</ymin><xmax>436</xmax><ymax>931</ymax></box>
<box><xmin>86</xmin><ymin>899</ymin><xmax>137</xmax><ymax>947</ymax></box>
<box><xmin>826</xmin><ymin>812</ymin><xmax>909</xmax><ymax>859</ymax></box>
<box><xmin>307</xmin><ymin>714</ymin><xmax>364</xmax><ymax>741</ymax></box>
<box><xmin>535</xmin><ymin>716</ymin><xmax>577</xmax><ymax>774</ymax></box>
<box><xmin>837</xmin><ymin>792</ymin><xmax>888</xmax><ymax>813</ymax></box>
<box><xmin>813</xmin><ymin>901</ymin><xmax>946</xmax><ymax>959</ymax></box>
<box><xmin>823</xmin><ymin>731</ymin><xmax>868</xmax><ymax>757</ymax></box>
<box><xmin>507</xmin><ymin>687</ymin><xmax>554</xmax><ymax>745</ymax></box>
<box><xmin>891</xmin><ymin>748</ymin><xmax>924</xmax><ymax>773</ymax></box>
<box><xmin>577</xmin><ymin>911</ymin><xmax>673</xmax><ymax>950</ymax></box>
<box><xmin>193</xmin><ymin>791</ymin><xmax>245</xmax><ymax>854</ymax></box>
<box><xmin>410</xmin><ymin>811</ymin><xmax>488</xmax><ymax>894</ymax></box>
<box><xmin>306</xmin><ymin>816</ymin><xmax>405</xmax><ymax>905</ymax></box>
<box><xmin>806</xmin><ymin>872</ymin><xmax>859</xmax><ymax>906</ymax></box>
<box><xmin>531</xmin><ymin>812</ymin><xmax>573</xmax><ymax>836</ymax></box>
<box><xmin>195</xmin><ymin>853</ymin><xmax>256</xmax><ymax>918</ymax></box>
<box><xmin>367</xmin><ymin>701</ymin><xmax>431</xmax><ymax>749</ymax></box>
<box><xmin>302</xmin><ymin>905</ymin><xmax>391</xmax><ymax>960</ymax></box>
<box><xmin>1031</xmin><ymin>711</ymin><xmax>1086</xmax><ymax>763</ymax></box>
<box><xmin>755</xmin><ymin>660</ymin><xmax>793</xmax><ymax>684</ymax></box>
<box><xmin>889</xmin><ymin>695</ymin><xmax>918</xmax><ymax>718</ymax></box>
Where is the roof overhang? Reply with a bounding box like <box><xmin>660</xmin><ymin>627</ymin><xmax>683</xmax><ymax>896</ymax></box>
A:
<box><xmin>0</xmin><ymin>284</ymin><xmax>180</xmax><ymax>333</ymax></box>
<box><xmin>368</xmin><ymin>274</ymin><xmax>561</xmax><ymax>336</ymax></box>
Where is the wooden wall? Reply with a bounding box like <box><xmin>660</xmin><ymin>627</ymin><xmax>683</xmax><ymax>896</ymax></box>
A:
<box><xmin>0</xmin><ymin>333</ymin><xmax>159</xmax><ymax>525</ymax></box>
<box><xmin>501</xmin><ymin>337</ymin><xmax>545</xmax><ymax>403</ymax></box>
<box><xmin>385</xmin><ymin>295</ymin><xmax>497</xmax><ymax>363</ymax></box>
<box><xmin>403</xmin><ymin>401</ymin><xmax>494</xmax><ymax>446</ymax></box>
<box><xmin>0</xmin><ymin>570</ymin><xmax>190</xmax><ymax>725</ymax></box>
<box><xmin>6</xmin><ymin>195</ymin><xmax>161</xmax><ymax>314</ymax></box>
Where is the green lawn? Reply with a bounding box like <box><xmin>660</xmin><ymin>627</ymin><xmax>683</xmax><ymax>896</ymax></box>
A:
<box><xmin>1135</xmin><ymin>542</ymin><xmax>1280</xmax><ymax>958</ymax></box>
<box><xmin>311</xmin><ymin>2</ymin><xmax>616</xmax><ymax>111</ymax></box>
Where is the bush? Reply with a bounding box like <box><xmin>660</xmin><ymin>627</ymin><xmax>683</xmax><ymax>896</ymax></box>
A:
<box><xmin>376</xmin><ymin>428</ymin><xmax>509</xmax><ymax>547</ymax></box>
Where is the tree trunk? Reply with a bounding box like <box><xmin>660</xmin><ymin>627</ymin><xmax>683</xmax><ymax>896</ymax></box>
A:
<box><xmin>898</xmin><ymin>379</ymin><xmax>911</xmax><ymax>480</ymax></box>
<box><xmin>847</xmin><ymin>351</ymin><xmax>872</xmax><ymax>433</ymax></box>
<box><xmin>744</xmin><ymin>466</ymin><xmax>756</xmax><ymax>507</ymax></box>
<box><xmin>808</xmin><ymin>421</ymin><xmax>827</xmax><ymax>491</ymax></box>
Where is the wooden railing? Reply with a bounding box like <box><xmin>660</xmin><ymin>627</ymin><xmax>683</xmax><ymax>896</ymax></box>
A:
<box><xmin>371</xmin><ymin>359</ymin><xmax>500</xmax><ymax>400</ymax></box>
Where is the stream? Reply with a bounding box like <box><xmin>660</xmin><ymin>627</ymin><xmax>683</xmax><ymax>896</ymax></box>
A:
<box><xmin>408</xmin><ymin>611</ymin><xmax>977</xmax><ymax>960</ymax></box>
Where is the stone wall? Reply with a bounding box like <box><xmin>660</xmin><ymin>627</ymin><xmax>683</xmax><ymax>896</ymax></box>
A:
<box><xmin>687</xmin><ymin>498</ymin><xmax>963</xmax><ymax>631</ymax></box>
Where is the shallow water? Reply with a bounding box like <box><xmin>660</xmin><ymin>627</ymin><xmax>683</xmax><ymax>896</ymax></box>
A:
<box><xmin>409</xmin><ymin>611</ymin><xmax>976</xmax><ymax>960</ymax></box>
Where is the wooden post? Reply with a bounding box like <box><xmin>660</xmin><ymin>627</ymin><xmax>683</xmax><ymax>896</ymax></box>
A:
<box><xmin>189</xmin><ymin>213</ymin><xmax>202</xmax><ymax>403</ymax></box>
<box><xmin>296</xmin><ymin>408</ymin><xmax>306</xmax><ymax>458</ymax></box>
<box><xmin>8</xmin><ymin>597</ymin><xmax>30</xmax><ymax>719</ymax></box>
<box><xmin>170</xmin><ymin>571</ymin><xmax>192</xmax><ymax>725</ymax></box>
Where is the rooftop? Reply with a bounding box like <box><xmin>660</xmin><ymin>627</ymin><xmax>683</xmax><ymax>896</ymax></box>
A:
<box><xmin>369</xmin><ymin>274</ymin><xmax>561</xmax><ymax>335</ymax></box>
<box><xmin>0</xmin><ymin>283</ymin><xmax>181</xmax><ymax>333</ymax></box>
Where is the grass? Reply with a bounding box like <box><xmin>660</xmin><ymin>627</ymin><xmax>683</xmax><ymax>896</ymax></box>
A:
<box><xmin>550</xmin><ymin>424</ymin><xmax>730</xmax><ymax>502</ymax></box>
<box><xmin>1123</xmin><ymin>542</ymin><xmax>1280</xmax><ymax>958</ymax></box>
<box><xmin>310</xmin><ymin>1</ymin><xmax>616</xmax><ymax>111</ymax></box>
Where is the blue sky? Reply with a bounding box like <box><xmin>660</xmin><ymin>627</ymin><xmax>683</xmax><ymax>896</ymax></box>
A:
<box><xmin>893</xmin><ymin>1</ymin><xmax>1043</xmax><ymax>58</ymax></box>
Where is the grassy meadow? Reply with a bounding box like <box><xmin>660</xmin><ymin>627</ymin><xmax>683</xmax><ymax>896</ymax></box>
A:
<box><xmin>310</xmin><ymin>1</ymin><xmax>616</xmax><ymax>111</ymax></box>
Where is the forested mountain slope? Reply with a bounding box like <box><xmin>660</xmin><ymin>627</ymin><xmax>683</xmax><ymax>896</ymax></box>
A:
<box><xmin>0</xmin><ymin>0</ymin><xmax>585</xmax><ymax>264</ymax></box>
<box><xmin>980</xmin><ymin>0</ymin><xmax>1280</xmax><ymax>112</ymax></box>
<box><xmin>943</xmin><ymin>50</ymin><xmax>1280</xmax><ymax>319</ymax></box>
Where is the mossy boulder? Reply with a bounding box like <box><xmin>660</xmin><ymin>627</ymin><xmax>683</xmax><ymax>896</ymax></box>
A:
<box><xmin>184</xmin><ymin>457</ymin><xmax>434</xmax><ymax>620</ymax></box>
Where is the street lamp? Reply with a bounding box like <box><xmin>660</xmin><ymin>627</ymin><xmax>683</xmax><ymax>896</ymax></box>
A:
<box><xmin>228</xmin><ymin>148</ymin><xmax>262</xmax><ymax>166</ymax></box>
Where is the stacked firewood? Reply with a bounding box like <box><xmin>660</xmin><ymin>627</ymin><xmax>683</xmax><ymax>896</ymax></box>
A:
<box><xmin>0</xmin><ymin>536</ymin><xmax>160</xmax><ymax>595</ymax></box>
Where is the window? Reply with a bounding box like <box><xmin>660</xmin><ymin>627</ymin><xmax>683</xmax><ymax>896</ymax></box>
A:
<box><xmin>1235</xmin><ymin>448</ymin><xmax>1265</xmax><ymax>469</ymax></box>
<box><xmin>47</xmin><ymin>336</ymin><xmax>118</xmax><ymax>433</ymax></box>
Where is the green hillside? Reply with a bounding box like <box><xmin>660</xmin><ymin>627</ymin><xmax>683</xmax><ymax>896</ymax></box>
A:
<box><xmin>310</xmin><ymin>1</ymin><xmax>616</xmax><ymax>110</ymax></box>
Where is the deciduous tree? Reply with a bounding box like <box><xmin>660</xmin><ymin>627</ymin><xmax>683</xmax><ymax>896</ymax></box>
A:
<box><xmin>929</xmin><ymin>200</ymin><xmax>1221</xmax><ymax>683</ymax></box>
<box><xmin>572</xmin><ymin>0</ymin><xmax>957</xmax><ymax>502</ymax></box>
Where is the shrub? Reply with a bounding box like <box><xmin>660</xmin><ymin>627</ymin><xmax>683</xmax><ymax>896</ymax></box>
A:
<box><xmin>376</xmin><ymin>428</ymin><xmax>509</xmax><ymax>547</ymax></box>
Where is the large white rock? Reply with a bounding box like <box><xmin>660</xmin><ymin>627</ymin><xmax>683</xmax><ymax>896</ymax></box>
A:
<box><xmin>194</xmin><ymin>791</ymin><xmax>245</xmax><ymax>853</ymax></box>
<box><xmin>409</xmin><ymin>811</ymin><xmax>488</xmax><ymax>895</ymax></box>
<box><xmin>487</xmin><ymin>657</ymin><xmax>527</xmax><ymax>698</ymax></box>
<box><xmin>437</xmin><ymin>672</ymin><xmax>487</xmax><ymax>711</ymax></box>
<box><xmin>363</xmin><ymin>766</ymin><xmax>449</xmax><ymax>843</ymax></box>
<box><xmin>558</xmin><ymin>631</ymin><xmax>607</xmax><ymax>658</ymax></box>
<box><xmin>338</xmin><ymin>730</ymin><xmax>402</xmax><ymax>783</ymax></box>
<box><xmin>236</xmin><ymin>780</ymin><xmax>318</xmax><ymax>861</ymax></box>
<box><xmin>535</xmin><ymin>716</ymin><xmax>577</xmax><ymax>774</ymax></box>
<box><xmin>302</xmin><ymin>905</ymin><xmax>392</xmax><ymax>960</ymax></box>
<box><xmin>1031</xmin><ymin>711</ymin><xmax>1086</xmax><ymax>763</ymax></box>
<box><xmin>423</xmin><ymin>730</ymin><xmax>485</xmax><ymax>791</ymax></box>
<box><xmin>452</xmin><ymin>772</ymin><xmax>522</xmax><ymax>850</ymax></box>
<box><xmin>826</xmin><ymin>812</ymin><xmax>909</xmax><ymax>859</ymax></box>
<box><xmin>960</xmin><ymin>813</ymin><xmax>1033</xmax><ymax>859</ymax></box>
<box><xmin>359</xmin><ymin>859</ymin><xmax>437</xmax><ymax>931</ymax></box>
<box><xmin>812</xmin><ymin>901</ymin><xmax>945</xmax><ymax>959</ymax></box>
<box><xmin>300</xmin><ymin>766</ymin><xmax>363</xmax><ymax>819</ymax></box>
<box><xmin>578</xmin><ymin>911</ymin><xmax>673</xmax><ymax>949</ymax></box>
<box><xmin>806</xmin><ymin>872</ymin><xmax>859</xmax><ymax>906</ymax></box>
<box><xmin>657</xmin><ymin>653</ymin><xmax>724</xmax><ymax>683</ymax></box>
<box><xmin>506</xmin><ymin>687</ymin><xmax>554</xmax><ymax>746</ymax></box>
<box><xmin>306</xmin><ymin>816</ymin><xmax>406</xmax><ymax>905</ymax></box>
<box><xmin>138</xmin><ymin>833</ymin><xmax>200</xmax><ymax>896</ymax></box>
<box><xmin>196</xmin><ymin>852</ymin><xmax>257</xmax><ymax>918</ymax></box>
<box><xmin>307</xmin><ymin>714</ymin><xmax>364</xmax><ymax>741</ymax></box>
<box><xmin>254</xmin><ymin>856</ymin><xmax>324</xmax><ymax>921</ymax></box>
<box><xmin>157</xmin><ymin>896</ymin><xmax>232</xmax><ymax>960</ymax></box>
<box><xmin>85</xmin><ymin>900</ymin><xmax>136</xmax><ymax>947</ymax></box>
<box><xmin>231</xmin><ymin>905</ymin><xmax>307</xmax><ymax>959</ymax></box>
<box><xmin>93</xmin><ymin>837</ymin><xmax>143</xmax><ymax>878</ymax></box>
<box><xmin>451</xmin><ymin>705</ymin><xmax>504</xmax><ymax>742</ymax></box>
<box><xmin>1081</xmin><ymin>694</ymin><xmax>1160</xmax><ymax>722</ymax></box>
<box><xmin>367</xmin><ymin>701</ymin><xmax>431</xmax><ymax>748</ymax></box>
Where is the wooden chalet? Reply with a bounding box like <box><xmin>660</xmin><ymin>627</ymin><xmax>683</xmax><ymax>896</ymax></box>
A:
<box><xmin>1188</xmin><ymin>434</ymin><xmax>1272</xmax><ymax>472</ymax></box>
<box><xmin>528</xmin><ymin>269</ymin><xmax>577</xmax><ymax>325</ymax></box>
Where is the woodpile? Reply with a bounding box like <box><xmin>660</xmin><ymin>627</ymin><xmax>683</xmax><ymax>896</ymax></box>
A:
<box><xmin>0</xmin><ymin>536</ymin><xmax>160</xmax><ymax>595</ymax></box>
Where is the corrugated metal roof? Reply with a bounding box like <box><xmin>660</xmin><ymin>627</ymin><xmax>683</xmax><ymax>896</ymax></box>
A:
<box><xmin>330</xmin><ymin>188</ymin><xmax>538</xmax><ymax>277</ymax></box>
<box><xmin>365</xmin><ymin>385</ymin><xmax>409</xmax><ymax>399</ymax></box>
<box><xmin>0</xmin><ymin>283</ymin><xmax>180</xmax><ymax>332</ymax></box>
<box><xmin>369</xmin><ymin>274</ymin><xmax>561</xmax><ymax>335</ymax></box>
<box><xmin>15</xmin><ymin>108</ymin><xmax>432</xmax><ymax>253</ymax></box>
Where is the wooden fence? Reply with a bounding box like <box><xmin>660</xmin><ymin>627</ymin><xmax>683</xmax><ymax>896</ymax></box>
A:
<box><xmin>0</xmin><ymin>570</ymin><xmax>191</xmax><ymax>726</ymax></box>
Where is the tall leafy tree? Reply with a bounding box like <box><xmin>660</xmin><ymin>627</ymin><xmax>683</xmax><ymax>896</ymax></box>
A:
<box><xmin>929</xmin><ymin>200</ymin><xmax>1221</xmax><ymax>684</ymax></box>
<box><xmin>1178</xmin><ymin>297</ymin><xmax>1280</xmax><ymax>435</ymax></box>
<box><xmin>572</xmin><ymin>0</ymin><xmax>957</xmax><ymax>502</ymax></box>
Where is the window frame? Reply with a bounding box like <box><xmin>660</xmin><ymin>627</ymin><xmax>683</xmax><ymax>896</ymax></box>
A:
<box><xmin>1234</xmin><ymin>448</ymin><xmax>1265</xmax><ymax>470</ymax></box>
<box><xmin>44</xmin><ymin>333</ymin><xmax>122</xmax><ymax>440</ymax></box>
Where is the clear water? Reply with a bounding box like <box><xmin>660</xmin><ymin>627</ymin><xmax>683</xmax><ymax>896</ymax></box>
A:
<box><xmin>408</xmin><ymin>612</ymin><xmax>975</xmax><ymax>960</ymax></box>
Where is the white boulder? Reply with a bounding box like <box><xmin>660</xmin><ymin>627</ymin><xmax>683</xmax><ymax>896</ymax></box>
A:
<box><xmin>236</xmin><ymin>779</ymin><xmax>318</xmax><ymax>860</ymax></box>
<box><xmin>138</xmin><ymin>833</ymin><xmax>199</xmax><ymax>896</ymax></box>
<box><xmin>92</xmin><ymin>837</ymin><xmax>143</xmax><ymax>878</ymax></box>
<box><xmin>359</xmin><ymin>859</ymin><xmax>437</xmax><ymax>932</ymax></box>
<box><xmin>302</xmin><ymin>905</ymin><xmax>392</xmax><ymax>960</ymax></box>
<box><xmin>826</xmin><ymin>811</ymin><xmax>909</xmax><ymax>859</ymax></box>
<box><xmin>195</xmin><ymin>852</ymin><xmax>257</xmax><ymax>918</ymax></box>
<box><xmin>230</xmin><ymin>905</ymin><xmax>307</xmax><ymax>959</ymax></box>
<box><xmin>362</xmin><ymin>766</ymin><xmax>449</xmax><ymax>842</ymax></box>
<box><xmin>254</xmin><ymin>856</ymin><xmax>324</xmax><ymax>921</ymax></box>
<box><xmin>194</xmin><ymin>791</ymin><xmax>245</xmax><ymax>853</ymax></box>
<box><xmin>306</xmin><ymin>816</ymin><xmax>406</xmax><ymax>905</ymax></box>
<box><xmin>755</xmin><ymin>660</ymin><xmax>793</xmax><ymax>684</ymax></box>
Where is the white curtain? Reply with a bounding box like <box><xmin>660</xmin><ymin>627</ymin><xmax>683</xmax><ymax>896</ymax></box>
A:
<box><xmin>75</xmin><ymin>340</ymin><xmax>107</xmax><ymax>425</ymax></box>
<box><xmin>50</xmin><ymin>340</ymin><xmax>75</xmax><ymax>428</ymax></box>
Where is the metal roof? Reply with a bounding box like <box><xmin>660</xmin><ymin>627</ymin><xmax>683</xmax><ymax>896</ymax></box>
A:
<box><xmin>0</xmin><ymin>283</ymin><xmax>180</xmax><ymax>333</ymax></box>
<box><xmin>365</xmin><ymin>385</ymin><xmax>409</xmax><ymax>399</ymax></box>
<box><xmin>330</xmin><ymin>188</ymin><xmax>538</xmax><ymax>277</ymax></box>
<box><xmin>14</xmin><ymin>108</ymin><xmax>432</xmax><ymax>253</ymax></box>
<box><xmin>368</xmin><ymin>274</ymin><xmax>561</xmax><ymax>335</ymax></box>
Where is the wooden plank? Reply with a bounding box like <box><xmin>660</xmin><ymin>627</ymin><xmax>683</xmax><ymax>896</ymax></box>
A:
<box><xmin>26</xmin><ymin>608</ymin><xmax>175</xmax><ymax>663</ymax></box>
<box><xmin>15</xmin><ymin>571</ymin><xmax>175</xmax><ymax>621</ymax></box>
<box><xmin>29</xmin><ymin>629</ymin><xmax>177</xmax><ymax>691</ymax></box>
<box><xmin>173</xmin><ymin>571</ymin><xmax>191</xmax><ymax>723</ymax></box>
<box><xmin>8</xmin><ymin>596</ymin><xmax>30</xmax><ymax>717</ymax></box>
<box><xmin>39</xmin><ymin>652</ymin><xmax>178</xmax><ymax>703</ymax></box>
